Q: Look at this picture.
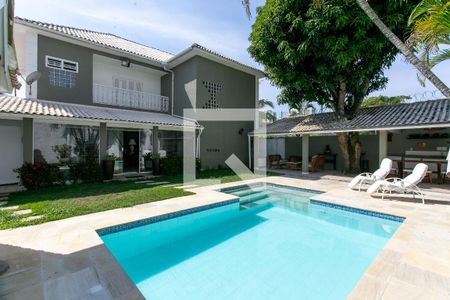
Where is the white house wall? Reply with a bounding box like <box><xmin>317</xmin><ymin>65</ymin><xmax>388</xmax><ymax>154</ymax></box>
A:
<box><xmin>14</xmin><ymin>23</ymin><xmax>38</xmax><ymax>98</ymax></box>
<box><xmin>0</xmin><ymin>119</ymin><xmax>23</xmax><ymax>184</ymax></box>
<box><xmin>93</xmin><ymin>54</ymin><xmax>162</xmax><ymax>95</ymax></box>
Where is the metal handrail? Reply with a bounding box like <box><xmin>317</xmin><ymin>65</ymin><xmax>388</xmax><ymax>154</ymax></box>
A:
<box><xmin>93</xmin><ymin>83</ymin><xmax>169</xmax><ymax>112</ymax></box>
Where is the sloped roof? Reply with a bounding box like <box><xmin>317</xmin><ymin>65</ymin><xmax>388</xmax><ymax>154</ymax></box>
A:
<box><xmin>166</xmin><ymin>43</ymin><xmax>265</xmax><ymax>77</ymax></box>
<box><xmin>14</xmin><ymin>17</ymin><xmax>264</xmax><ymax>76</ymax></box>
<box><xmin>254</xmin><ymin>99</ymin><xmax>450</xmax><ymax>135</ymax></box>
<box><xmin>0</xmin><ymin>95</ymin><xmax>199</xmax><ymax>128</ymax></box>
<box><xmin>15</xmin><ymin>17</ymin><xmax>174</xmax><ymax>63</ymax></box>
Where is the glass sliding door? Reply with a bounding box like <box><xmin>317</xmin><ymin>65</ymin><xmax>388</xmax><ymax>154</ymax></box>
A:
<box><xmin>140</xmin><ymin>129</ymin><xmax>153</xmax><ymax>172</ymax></box>
<box><xmin>106</xmin><ymin>128</ymin><xmax>124</xmax><ymax>174</ymax></box>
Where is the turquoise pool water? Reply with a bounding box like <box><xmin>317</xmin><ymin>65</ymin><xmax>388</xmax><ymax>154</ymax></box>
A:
<box><xmin>100</xmin><ymin>183</ymin><xmax>403</xmax><ymax>300</ymax></box>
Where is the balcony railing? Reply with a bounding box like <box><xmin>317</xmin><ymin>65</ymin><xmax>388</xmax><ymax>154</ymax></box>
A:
<box><xmin>93</xmin><ymin>84</ymin><xmax>169</xmax><ymax>113</ymax></box>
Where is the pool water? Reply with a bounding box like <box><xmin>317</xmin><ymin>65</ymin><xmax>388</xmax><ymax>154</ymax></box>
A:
<box><xmin>100</xmin><ymin>183</ymin><xmax>403</xmax><ymax>300</ymax></box>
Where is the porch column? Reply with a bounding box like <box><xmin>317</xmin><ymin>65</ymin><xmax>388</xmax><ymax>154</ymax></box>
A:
<box><xmin>248</xmin><ymin>135</ymin><xmax>252</xmax><ymax>169</ymax></box>
<box><xmin>302</xmin><ymin>134</ymin><xmax>309</xmax><ymax>174</ymax></box>
<box><xmin>379</xmin><ymin>130</ymin><xmax>388</xmax><ymax>164</ymax></box>
<box><xmin>99</xmin><ymin>122</ymin><xmax>107</xmax><ymax>161</ymax></box>
<box><xmin>23</xmin><ymin>118</ymin><xmax>34</xmax><ymax>163</ymax></box>
<box><xmin>152</xmin><ymin>126</ymin><xmax>159</xmax><ymax>154</ymax></box>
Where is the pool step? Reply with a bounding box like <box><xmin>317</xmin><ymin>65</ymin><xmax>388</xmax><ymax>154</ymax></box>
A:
<box><xmin>233</xmin><ymin>188</ymin><xmax>265</xmax><ymax>198</ymax></box>
<box><xmin>240</xmin><ymin>202</ymin><xmax>273</xmax><ymax>213</ymax></box>
<box><xmin>240</xmin><ymin>192</ymin><xmax>270</xmax><ymax>204</ymax></box>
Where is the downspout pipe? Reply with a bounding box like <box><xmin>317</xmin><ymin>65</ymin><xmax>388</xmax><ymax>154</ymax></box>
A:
<box><xmin>163</xmin><ymin>64</ymin><xmax>174</xmax><ymax>116</ymax></box>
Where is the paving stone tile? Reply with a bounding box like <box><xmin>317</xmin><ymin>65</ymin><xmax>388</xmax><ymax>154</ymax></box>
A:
<box><xmin>13</xmin><ymin>209</ymin><xmax>32</xmax><ymax>216</ymax></box>
<box><xmin>346</xmin><ymin>275</ymin><xmax>386</xmax><ymax>300</ymax></box>
<box><xmin>21</xmin><ymin>215</ymin><xmax>43</xmax><ymax>222</ymax></box>
<box><xmin>0</xmin><ymin>205</ymin><xmax>18</xmax><ymax>210</ymax></box>
<box><xmin>382</xmin><ymin>277</ymin><xmax>447</xmax><ymax>300</ymax></box>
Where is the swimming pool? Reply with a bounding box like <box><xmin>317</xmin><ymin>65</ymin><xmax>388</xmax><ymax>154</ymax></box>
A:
<box><xmin>99</xmin><ymin>183</ymin><xmax>403</xmax><ymax>300</ymax></box>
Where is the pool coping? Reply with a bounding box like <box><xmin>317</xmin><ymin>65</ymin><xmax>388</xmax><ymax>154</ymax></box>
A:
<box><xmin>1</xmin><ymin>176</ymin><xmax>449</xmax><ymax>299</ymax></box>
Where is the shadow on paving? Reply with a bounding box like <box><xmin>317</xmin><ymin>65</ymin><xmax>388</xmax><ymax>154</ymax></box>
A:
<box><xmin>0</xmin><ymin>243</ymin><xmax>144</xmax><ymax>300</ymax></box>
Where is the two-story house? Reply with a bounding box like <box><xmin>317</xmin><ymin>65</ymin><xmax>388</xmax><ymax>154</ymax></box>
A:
<box><xmin>0</xmin><ymin>17</ymin><xmax>264</xmax><ymax>185</ymax></box>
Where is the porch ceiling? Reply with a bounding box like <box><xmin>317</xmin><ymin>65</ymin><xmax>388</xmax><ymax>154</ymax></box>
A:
<box><xmin>252</xmin><ymin>99</ymin><xmax>450</xmax><ymax>136</ymax></box>
<box><xmin>0</xmin><ymin>95</ymin><xmax>200</xmax><ymax>129</ymax></box>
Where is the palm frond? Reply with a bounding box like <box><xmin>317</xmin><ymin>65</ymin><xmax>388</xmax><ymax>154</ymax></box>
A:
<box><xmin>258</xmin><ymin>99</ymin><xmax>275</xmax><ymax>109</ymax></box>
<box><xmin>429</xmin><ymin>49</ymin><xmax>450</xmax><ymax>67</ymax></box>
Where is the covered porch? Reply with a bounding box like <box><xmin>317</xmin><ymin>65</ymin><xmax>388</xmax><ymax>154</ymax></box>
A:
<box><xmin>249</xmin><ymin>99</ymin><xmax>450</xmax><ymax>184</ymax></box>
<box><xmin>0</xmin><ymin>95</ymin><xmax>200</xmax><ymax>184</ymax></box>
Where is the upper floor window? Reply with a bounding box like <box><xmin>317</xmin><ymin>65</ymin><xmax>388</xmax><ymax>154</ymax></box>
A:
<box><xmin>45</xmin><ymin>56</ymin><xmax>79</xmax><ymax>73</ymax></box>
<box><xmin>45</xmin><ymin>56</ymin><xmax>78</xmax><ymax>88</ymax></box>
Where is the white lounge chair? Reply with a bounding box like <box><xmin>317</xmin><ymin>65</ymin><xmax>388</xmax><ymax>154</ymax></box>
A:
<box><xmin>367</xmin><ymin>163</ymin><xmax>428</xmax><ymax>204</ymax></box>
<box><xmin>348</xmin><ymin>158</ymin><xmax>392</xmax><ymax>191</ymax></box>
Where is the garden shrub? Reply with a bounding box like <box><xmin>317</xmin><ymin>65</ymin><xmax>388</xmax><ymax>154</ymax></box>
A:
<box><xmin>160</xmin><ymin>156</ymin><xmax>183</xmax><ymax>175</ymax></box>
<box><xmin>159</xmin><ymin>156</ymin><xmax>202</xmax><ymax>175</ymax></box>
<box><xmin>69</xmin><ymin>160</ymin><xmax>103</xmax><ymax>183</ymax></box>
<box><xmin>15</xmin><ymin>162</ymin><xmax>64</xmax><ymax>190</ymax></box>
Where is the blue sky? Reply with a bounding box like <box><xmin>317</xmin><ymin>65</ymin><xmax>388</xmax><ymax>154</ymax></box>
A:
<box><xmin>15</xmin><ymin>0</ymin><xmax>450</xmax><ymax>115</ymax></box>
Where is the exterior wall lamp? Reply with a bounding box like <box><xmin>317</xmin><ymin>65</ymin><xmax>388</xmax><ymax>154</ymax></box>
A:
<box><xmin>121</xmin><ymin>58</ymin><xmax>130</xmax><ymax>67</ymax></box>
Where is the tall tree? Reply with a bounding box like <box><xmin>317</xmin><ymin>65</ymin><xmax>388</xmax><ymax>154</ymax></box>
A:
<box><xmin>242</xmin><ymin>0</ymin><xmax>450</xmax><ymax>97</ymax></box>
<box><xmin>354</xmin><ymin>0</ymin><xmax>450</xmax><ymax>97</ymax></box>
<box><xmin>248</xmin><ymin>0</ymin><xmax>418</xmax><ymax>172</ymax></box>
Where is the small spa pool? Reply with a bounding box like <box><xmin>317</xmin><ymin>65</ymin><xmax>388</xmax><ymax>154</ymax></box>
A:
<box><xmin>99</xmin><ymin>183</ymin><xmax>403</xmax><ymax>300</ymax></box>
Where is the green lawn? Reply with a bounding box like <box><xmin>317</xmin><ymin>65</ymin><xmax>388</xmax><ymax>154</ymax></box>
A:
<box><xmin>0</xmin><ymin>181</ymin><xmax>192</xmax><ymax>229</ymax></box>
<box><xmin>0</xmin><ymin>169</ymin><xmax>278</xmax><ymax>230</ymax></box>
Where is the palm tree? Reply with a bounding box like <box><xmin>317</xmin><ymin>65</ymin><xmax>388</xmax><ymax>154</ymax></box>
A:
<box><xmin>242</xmin><ymin>0</ymin><xmax>450</xmax><ymax>97</ymax></box>
<box><xmin>407</xmin><ymin>0</ymin><xmax>450</xmax><ymax>67</ymax></box>
<box><xmin>355</xmin><ymin>0</ymin><xmax>450</xmax><ymax>97</ymax></box>
<box><xmin>258</xmin><ymin>98</ymin><xmax>275</xmax><ymax>109</ymax></box>
<box><xmin>258</xmin><ymin>99</ymin><xmax>277</xmax><ymax>123</ymax></box>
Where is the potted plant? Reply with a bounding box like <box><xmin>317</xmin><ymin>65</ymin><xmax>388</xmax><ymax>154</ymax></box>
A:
<box><xmin>143</xmin><ymin>151</ymin><xmax>152</xmax><ymax>171</ymax></box>
<box><xmin>52</xmin><ymin>144</ymin><xmax>72</xmax><ymax>165</ymax></box>
<box><xmin>102</xmin><ymin>154</ymin><xmax>117</xmax><ymax>180</ymax></box>
<box><xmin>151</xmin><ymin>152</ymin><xmax>161</xmax><ymax>175</ymax></box>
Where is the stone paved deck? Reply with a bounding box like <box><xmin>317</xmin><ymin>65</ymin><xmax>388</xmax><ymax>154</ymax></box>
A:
<box><xmin>1</xmin><ymin>176</ymin><xmax>449</xmax><ymax>299</ymax></box>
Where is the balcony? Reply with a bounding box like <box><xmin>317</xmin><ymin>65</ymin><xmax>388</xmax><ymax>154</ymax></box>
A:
<box><xmin>93</xmin><ymin>84</ymin><xmax>169</xmax><ymax>113</ymax></box>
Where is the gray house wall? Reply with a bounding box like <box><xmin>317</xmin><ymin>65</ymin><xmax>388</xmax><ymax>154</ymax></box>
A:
<box><xmin>37</xmin><ymin>35</ymin><xmax>166</xmax><ymax>108</ymax></box>
<box><xmin>196</xmin><ymin>57</ymin><xmax>256</xmax><ymax>168</ymax></box>
<box><xmin>37</xmin><ymin>35</ymin><xmax>93</xmax><ymax>104</ymax></box>
<box><xmin>170</xmin><ymin>56</ymin><xmax>256</xmax><ymax>168</ymax></box>
<box><xmin>165</xmin><ymin>58</ymin><xmax>198</xmax><ymax>116</ymax></box>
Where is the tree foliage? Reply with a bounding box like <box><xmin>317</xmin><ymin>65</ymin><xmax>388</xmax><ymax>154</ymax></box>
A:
<box><xmin>249</xmin><ymin>0</ymin><xmax>417</xmax><ymax>119</ymax></box>
<box><xmin>407</xmin><ymin>0</ymin><xmax>450</xmax><ymax>67</ymax></box>
<box><xmin>248</xmin><ymin>0</ymin><xmax>418</xmax><ymax>172</ymax></box>
<box><xmin>361</xmin><ymin>95</ymin><xmax>412</xmax><ymax>108</ymax></box>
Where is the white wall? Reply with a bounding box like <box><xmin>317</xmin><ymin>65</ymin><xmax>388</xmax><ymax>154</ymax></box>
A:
<box><xmin>93</xmin><ymin>54</ymin><xmax>163</xmax><ymax>95</ymax></box>
<box><xmin>0</xmin><ymin>120</ymin><xmax>23</xmax><ymax>184</ymax></box>
<box><xmin>14</xmin><ymin>24</ymin><xmax>38</xmax><ymax>98</ymax></box>
<box><xmin>267</xmin><ymin>138</ymin><xmax>285</xmax><ymax>159</ymax></box>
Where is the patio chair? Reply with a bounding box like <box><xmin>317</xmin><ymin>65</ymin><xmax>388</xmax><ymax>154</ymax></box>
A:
<box><xmin>367</xmin><ymin>163</ymin><xmax>428</xmax><ymax>204</ymax></box>
<box><xmin>309</xmin><ymin>155</ymin><xmax>325</xmax><ymax>172</ymax></box>
<box><xmin>267</xmin><ymin>155</ymin><xmax>283</xmax><ymax>169</ymax></box>
<box><xmin>348</xmin><ymin>158</ymin><xmax>392</xmax><ymax>191</ymax></box>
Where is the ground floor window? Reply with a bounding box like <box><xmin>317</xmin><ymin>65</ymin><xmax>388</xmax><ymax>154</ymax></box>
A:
<box><xmin>34</xmin><ymin>123</ymin><xmax>99</xmax><ymax>164</ymax></box>
<box><xmin>159</xmin><ymin>130</ymin><xmax>183</xmax><ymax>157</ymax></box>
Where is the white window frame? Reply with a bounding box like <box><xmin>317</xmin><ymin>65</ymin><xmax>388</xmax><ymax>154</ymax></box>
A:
<box><xmin>45</xmin><ymin>55</ymin><xmax>79</xmax><ymax>73</ymax></box>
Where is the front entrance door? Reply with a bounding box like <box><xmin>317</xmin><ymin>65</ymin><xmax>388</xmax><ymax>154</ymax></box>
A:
<box><xmin>123</xmin><ymin>131</ymin><xmax>140</xmax><ymax>173</ymax></box>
